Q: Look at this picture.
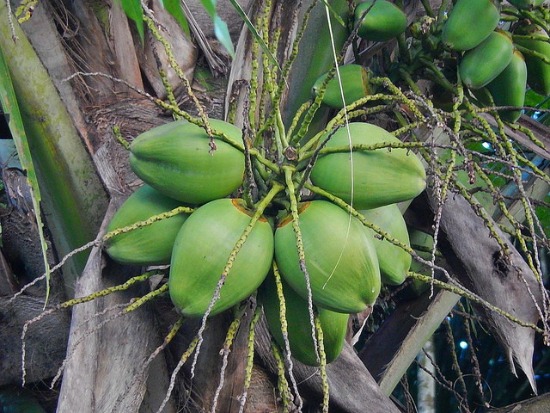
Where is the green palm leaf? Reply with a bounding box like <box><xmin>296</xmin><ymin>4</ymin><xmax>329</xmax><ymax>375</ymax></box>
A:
<box><xmin>0</xmin><ymin>44</ymin><xmax>51</xmax><ymax>301</ymax></box>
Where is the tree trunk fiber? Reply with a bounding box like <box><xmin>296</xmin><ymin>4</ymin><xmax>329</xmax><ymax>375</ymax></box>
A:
<box><xmin>57</xmin><ymin>201</ymin><xmax>176</xmax><ymax>413</ymax></box>
<box><xmin>0</xmin><ymin>295</ymin><xmax>70</xmax><ymax>387</ymax></box>
<box><xmin>426</xmin><ymin>189</ymin><xmax>543</xmax><ymax>392</ymax></box>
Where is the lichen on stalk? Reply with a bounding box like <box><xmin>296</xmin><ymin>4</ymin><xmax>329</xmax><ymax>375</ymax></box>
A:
<box><xmin>113</xmin><ymin>125</ymin><xmax>130</xmax><ymax>150</ymax></box>
<box><xmin>272</xmin><ymin>261</ymin><xmax>303</xmax><ymax>401</ymax></box>
<box><xmin>286</xmin><ymin>101</ymin><xmax>312</xmax><ymax>141</ymax></box>
<box><xmin>408</xmin><ymin>272</ymin><xmax>544</xmax><ymax>334</ymax></box>
<box><xmin>273</xmin><ymin>262</ymin><xmax>293</xmax><ymax>364</ymax></box>
<box><xmin>495</xmin><ymin>121</ymin><xmax>545</xmax><ymax>240</ymax></box>
<box><xmin>156</xmin><ymin>335</ymin><xmax>200</xmax><ymax>413</ymax></box>
<box><xmin>211</xmin><ymin>316</ymin><xmax>242</xmax><ymax>413</ymax></box>
<box><xmin>238</xmin><ymin>306</ymin><xmax>262</xmax><ymax>413</ymax></box>
<box><xmin>297</xmin><ymin>91</ymin><xmax>405</xmax><ymax>157</ymax></box>
<box><xmin>314</xmin><ymin>140</ymin><xmax>426</xmax><ymax>156</ymax></box>
<box><xmin>61</xmin><ymin>271</ymin><xmax>159</xmax><ymax>309</ymax></box>
<box><xmin>491</xmin><ymin>116</ymin><xmax>549</xmax><ymax>320</ymax></box>
<box><xmin>241</xmin><ymin>98</ymin><xmax>259</xmax><ymax>208</ymax></box>
<box><xmin>124</xmin><ymin>283</ymin><xmax>169</xmax><ymax>313</ymax></box>
<box><xmin>370</xmin><ymin>77</ymin><xmax>426</xmax><ymax>121</ymax></box>
<box><xmin>158</xmin><ymin>68</ymin><xmax>181</xmax><ymax>119</ymax></box>
<box><xmin>443</xmin><ymin>318</ymin><xmax>468</xmax><ymax>398</ymax></box>
<box><xmin>282</xmin><ymin>165</ymin><xmax>320</xmax><ymax>365</ymax></box>
<box><xmin>392</xmin><ymin>120</ymin><xmax>425</xmax><ymax>137</ymax></box>
<box><xmin>460</xmin><ymin>104</ymin><xmax>548</xmax><ymax>306</ymax></box>
<box><xmin>430</xmin><ymin>89</ymin><xmax>463</xmax><ymax>281</ymax></box>
<box><xmin>271</xmin><ymin>340</ymin><xmax>295</xmax><ymax>412</ymax></box>
<box><xmin>315</xmin><ymin>314</ymin><xmax>330</xmax><ymax>413</ymax></box>
<box><xmin>248</xmin><ymin>31</ymin><xmax>261</xmax><ymax>136</ymax></box>
<box><xmin>142</xmin><ymin>14</ymin><xmax>211</xmax><ymax>134</ymax></box>
<box><xmin>511</xmin><ymin>122</ymin><xmax>546</xmax><ymax>150</ymax></box>
<box><xmin>102</xmin><ymin>206</ymin><xmax>194</xmax><ymax>242</ymax></box>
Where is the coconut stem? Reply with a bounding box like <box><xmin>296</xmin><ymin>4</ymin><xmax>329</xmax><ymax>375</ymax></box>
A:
<box><xmin>211</xmin><ymin>316</ymin><xmax>242</xmax><ymax>413</ymax></box>
<box><xmin>60</xmin><ymin>271</ymin><xmax>158</xmax><ymax>309</ymax></box>
<box><xmin>272</xmin><ymin>262</ymin><xmax>303</xmax><ymax>408</ymax></box>
<box><xmin>315</xmin><ymin>314</ymin><xmax>330</xmax><ymax>413</ymax></box>
<box><xmin>238</xmin><ymin>306</ymin><xmax>262</xmax><ymax>413</ymax></box>
<box><xmin>124</xmin><ymin>283</ymin><xmax>169</xmax><ymax>313</ymax></box>
<box><xmin>102</xmin><ymin>206</ymin><xmax>194</xmax><ymax>242</ymax></box>
<box><xmin>282</xmin><ymin>166</ymin><xmax>320</xmax><ymax>367</ymax></box>
<box><xmin>271</xmin><ymin>340</ymin><xmax>295</xmax><ymax>412</ymax></box>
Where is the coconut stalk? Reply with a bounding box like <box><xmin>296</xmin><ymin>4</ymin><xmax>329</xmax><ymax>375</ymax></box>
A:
<box><xmin>224</xmin><ymin>0</ymin><xmax>403</xmax><ymax>409</ymax></box>
<box><xmin>362</xmin><ymin>120</ymin><xmax>548</xmax><ymax>396</ymax></box>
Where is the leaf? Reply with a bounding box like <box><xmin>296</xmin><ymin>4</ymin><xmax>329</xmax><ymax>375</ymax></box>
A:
<box><xmin>197</xmin><ymin>0</ymin><xmax>235</xmax><ymax>58</ymax></box>
<box><xmin>524</xmin><ymin>90</ymin><xmax>550</xmax><ymax>110</ymax></box>
<box><xmin>213</xmin><ymin>14</ymin><xmax>235</xmax><ymax>58</ymax></box>
<box><xmin>212</xmin><ymin>13</ymin><xmax>235</xmax><ymax>57</ymax></box>
<box><xmin>200</xmin><ymin>0</ymin><xmax>217</xmax><ymax>17</ymax></box>
<box><xmin>321</xmin><ymin>0</ymin><xmax>347</xmax><ymax>28</ymax></box>
<box><xmin>524</xmin><ymin>90</ymin><xmax>550</xmax><ymax>123</ymax></box>
<box><xmin>119</xmin><ymin>0</ymin><xmax>144</xmax><ymax>42</ymax></box>
<box><xmin>160</xmin><ymin>0</ymin><xmax>190</xmax><ymax>37</ymax></box>
<box><xmin>0</xmin><ymin>42</ymin><xmax>51</xmax><ymax>302</ymax></box>
<box><xmin>536</xmin><ymin>195</ymin><xmax>550</xmax><ymax>238</ymax></box>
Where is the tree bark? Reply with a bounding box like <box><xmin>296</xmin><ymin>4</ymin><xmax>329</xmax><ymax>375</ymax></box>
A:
<box><xmin>488</xmin><ymin>393</ymin><xmax>550</xmax><ymax>413</ymax></box>
<box><xmin>427</xmin><ymin>190</ymin><xmax>542</xmax><ymax>392</ymax></box>
<box><xmin>0</xmin><ymin>295</ymin><xmax>70</xmax><ymax>387</ymax></box>
<box><xmin>360</xmin><ymin>288</ymin><xmax>460</xmax><ymax>394</ymax></box>
<box><xmin>57</xmin><ymin>201</ymin><xmax>175</xmax><ymax>413</ymax></box>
